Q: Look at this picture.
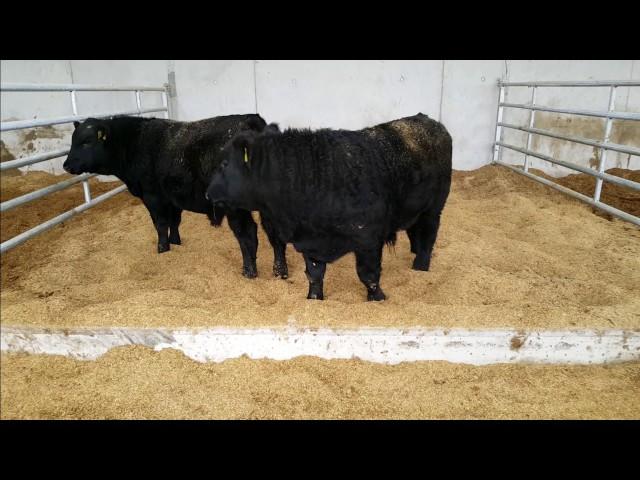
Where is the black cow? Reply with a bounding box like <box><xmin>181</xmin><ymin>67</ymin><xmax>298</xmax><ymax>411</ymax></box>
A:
<box><xmin>63</xmin><ymin>114</ymin><xmax>288</xmax><ymax>279</ymax></box>
<box><xmin>206</xmin><ymin>113</ymin><xmax>452</xmax><ymax>301</ymax></box>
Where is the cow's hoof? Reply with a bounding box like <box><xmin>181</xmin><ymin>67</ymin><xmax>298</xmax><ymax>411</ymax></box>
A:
<box><xmin>169</xmin><ymin>236</ymin><xmax>181</xmax><ymax>245</ymax></box>
<box><xmin>158</xmin><ymin>243</ymin><xmax>170</xmax><ymax>254</ymax></box>
<box><xmin>273</xmin><ymin>262</ymin><xmax>289</xmax><ymax>280</ymax></box>
<box><xmin>412</xmin><ymin>260</ymin><xmax>430</xmax><ymax>271</ymax></box>
<box><xmin>307</xmin><ymin>292</ymin><xmax>324</xmax><ymax>300</ymax></box>
<box><xmin>367</xmin><ymin>288</ymin><xmax>386</xmax><ymax>301</ymax></box>
<box><xmin>242</xmin><ymin>265</ymin><xmax>258</xmax><ymax>279</ymax></box>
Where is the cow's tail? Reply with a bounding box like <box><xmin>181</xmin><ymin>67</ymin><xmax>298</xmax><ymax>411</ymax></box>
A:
<box><xmin>385</xmin><ymin>231</ymin><xmax>397</xmax><ymax>254</ymax></box>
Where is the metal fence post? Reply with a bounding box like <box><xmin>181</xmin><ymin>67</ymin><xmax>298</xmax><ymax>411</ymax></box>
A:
<box><xmin>70</xmin><ymin>90</ymin><xmax>78</xmax><ymax>117</ymax></box>
<box><xmin>492</xmin><ymin>82</ymin><xmax>505</xmax><ymax>164</ymax></box>
<box><xmin>135</xmin><ymin>90</ymin><xmax>142</xmax><ymax>115</ymax></box>
<box><xmin>593</xmin><ymin>86</ymin><xmax>617</xmax><ymax>203</ymax></box>
<box><xmin>162</xmin><ymin>86</ymin><xmax>170</xmax><ymax>119</ymax></box>
<box><xmin>70</xmin><ymin>89</ymin><xmax>92</xmax><ymax>203</ymax></box>
<box><xmin>165</xmin><ymin>70</ymin><xmax>177</xmax><ymax>120</ymax></box>
<box><xmin>523</xmin><ymin>86</ymin><xmax>537</xmax><ymax>173</ymax></box>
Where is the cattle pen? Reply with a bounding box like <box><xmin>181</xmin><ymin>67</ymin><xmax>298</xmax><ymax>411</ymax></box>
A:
<box><xmin>1</xmin><ymin>60</ymin><xmax>639</xmax><ymax>420</ymax></box>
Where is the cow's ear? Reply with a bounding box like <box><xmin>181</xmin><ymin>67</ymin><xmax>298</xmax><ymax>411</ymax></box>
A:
<box><xmin>73</xmin><ymin>121</ymin><xmax>80</xmax><ymax>129</ymax></box>
<box><xmin>266</xmin><ymin>123</ymin><xmax>280</xmax><ymax>133</ymax></box>
<box><xmin>232</xmin><ymin>129</ymin><xmax>258</xmax><ymax>151</ymax></box>
<box><xmin>232</xmin><ymin>130</ymin><xmax>259</xmax><ymax>167</ymax></box>
<box><xmin>97</xmin><ymin>124</ymin><xmax>111</xmax><ymax>142</ymax></box>
<box><xmin>245</xmin><ymin>115</ymin><xmax>267</xmax><ymax>132</ymax></box>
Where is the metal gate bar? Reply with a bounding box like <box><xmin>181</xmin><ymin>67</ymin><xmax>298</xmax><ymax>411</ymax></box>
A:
<box><xmin>1</xmin><ymin>81</ymin><xmax>172</xmax><ymax>254</ymax></box>
<box><xmin>496</xmin><ymin>122</ymin><xmax>640</xmax><ymax>157</ymax></box>
<box><xmin>492</xmin><ymin>79</ymin><xmax>640</xmax><ymax>226</ymax></box>
<box><xmin>0</xmin><ymin>185</ymin><xmax>129</xmax><ymax>254</ymax></box>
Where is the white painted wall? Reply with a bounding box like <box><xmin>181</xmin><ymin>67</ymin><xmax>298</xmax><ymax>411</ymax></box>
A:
<box><xmin>440</xmin><ymin>60</ymin><xmax>505</xmax><ymax>171</ymax></box>
<box><xmin>255</xmin><ymin>60</ymin><xmax>444</xmax><ymax>130</ymax></box>
<box><xmin>1</xmin><ymin>60</ymin><xmax>638</xmax><ymax>176</ymax></box>
<box><xmin>172</xmin><ymin>60</ymin><xmax>255</xmax><ymax>120</ymax></box>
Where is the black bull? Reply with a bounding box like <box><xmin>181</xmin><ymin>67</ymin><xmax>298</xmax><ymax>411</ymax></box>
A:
<box><xmin>207</xmin><ymin>113</ymin><xmax>452</xmax><ymax>301</ymax></box>
<box><xmin>63</xmin><ymin>114</ymin><xmax>289</xmax><ymax>279</ymax></box>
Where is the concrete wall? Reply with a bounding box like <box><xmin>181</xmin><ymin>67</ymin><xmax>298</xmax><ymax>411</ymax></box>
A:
<box><xmin>1</xmin><ymin>60</ymin><xmax>638</xmax><ymax>177</ymax></box>
<box><xmin>171</xmin><ymin>60</ymin><xmax>505</xmax><ymax>172</ymax></box>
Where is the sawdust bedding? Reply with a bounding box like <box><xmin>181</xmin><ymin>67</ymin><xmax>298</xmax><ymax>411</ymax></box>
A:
<box><xmin>1</xmin><ymin>165</ymin><xmax>639</xmax><ymax>330</ymax></box>
<box><xmin>2</xmin><ymin>348</ymin><xmax>639</xmax><ymax>419</ymax></box>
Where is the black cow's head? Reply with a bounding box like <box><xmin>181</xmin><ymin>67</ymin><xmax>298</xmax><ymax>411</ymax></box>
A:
<box><xmin>207</xmin><ymin>123</ymin><xmax>280</xmax><ymax>211</ymax></box>
<box><xmin>207</xmin><ymin>130</ymin><xmax>257</xmax><ymax>211</ymax></box>
<box><xmin>63</xmin><ymin>119</ymin><xmax>112</xmax><ymax>175</ymax></box>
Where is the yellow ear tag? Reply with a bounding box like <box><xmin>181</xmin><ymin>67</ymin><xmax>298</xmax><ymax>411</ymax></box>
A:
<box><xmin>244</xmin><ymin>148</ymin><xmax>249</xmax><ymax>163</ymax></box>
<box><xmin>97</xmin><ymin>130</ymin><xmax>103</xmax><ymax>140</ymax></box>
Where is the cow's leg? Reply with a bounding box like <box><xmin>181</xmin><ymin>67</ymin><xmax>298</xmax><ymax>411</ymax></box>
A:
<box><xmin>303</xmin><ymin>254</ymin><xmax>326</xmax><ymax>300</ymax></box>
<box><xmin>260</xmin><ymin>214</ymin><xmax>288</xmax><ymax>279</ymax></box>
<box><xmin>142</xmin><ymin>193</ymin><xmax>172</xmax><ymax>254</ymax></box>
<box><xmin>227</xmin><ymin>209</ymin><xmax>259</xmax><ymax>279</ymax></box>
<box><xmin>407</xmin><ymin>224</ymin><xmax>420</xmax><ymax>254</ymax></box>
<box><xmin>168</xmin><ymin>206</ymin><xmax>183</xmax><ymax>246</ymax></box>
<box><xmin>411</xmin><ymin>210</ymin><xmax>442</xmax><ymax>271</ymax></box>
<box><xmin>355</xmin><ymin>246</ymin><xmax>386</xmax><ymax>301</ymax></box>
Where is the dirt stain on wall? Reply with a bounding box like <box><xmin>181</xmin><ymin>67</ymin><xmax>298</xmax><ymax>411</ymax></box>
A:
<box><xmin>0</xmin><ymin>140</ymin><xmax>20</xmax><ymax>177</ymax></box>
<box><xmin>532</xmin><ymin>115</ymin><xmax>640</xmax><ymax>147</ymax></box>
<box><xmin>610</xmin><ymin>120</ymin><xmax>640</xmax><ymax>149</ymax></box>
<box><xmin>588</xmin><ymin>147</ymin><xmax>600</xmax><ymax>170</ymax></box>
<box><xmin>510</xmin><ymin>335</ymin><xmax>526</xmax><ymax>351</ymax></box>
<box><xmin>20</xmin><ymin>125</ymin><xmax>65</xmax><ymax>143</ymax></box>
<box><xmin>531</xmin><ymin>113</ymin><xmax>639</xmax><ymax>170</ymax></box>
<box><xmin>13</xmin><ymin>125</ymin><xmax>68</xmax><ymax>158</ymax></box>
<box><xmin>0</xmin><ymin>140</ymin><xmax>16</xmax><ymax>162</ymax></box>
<box><xmin>533</xmin><ymin>113</ymin><xmax>605</xmax><ymax>148</ymax></box>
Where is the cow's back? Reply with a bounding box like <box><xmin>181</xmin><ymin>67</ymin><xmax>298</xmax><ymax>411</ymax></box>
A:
<box><xmin>364</xmin><ymin>113</ymin><xmax>451</xmax><ymax>174</ymax></box>
<box><xmin>160</xmin><ymin>114</ymin><xmax>266</xmax><ymax>180</ymax></box>
<box><xmin>141</xmin><ymin>114</ymin><xmax>266</xmax><ymax>213</ymax></box>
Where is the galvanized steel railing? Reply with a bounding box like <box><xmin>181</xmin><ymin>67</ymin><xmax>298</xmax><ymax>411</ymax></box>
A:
<box><xmin>492</xmin><ymin>79</ymin><xmax>640</xmax><ymax>226</ymax></box>
<box><xmin>0</xmin><ymin>82</ymin><xmax>171</xmax><ymax>254</ymax></box>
